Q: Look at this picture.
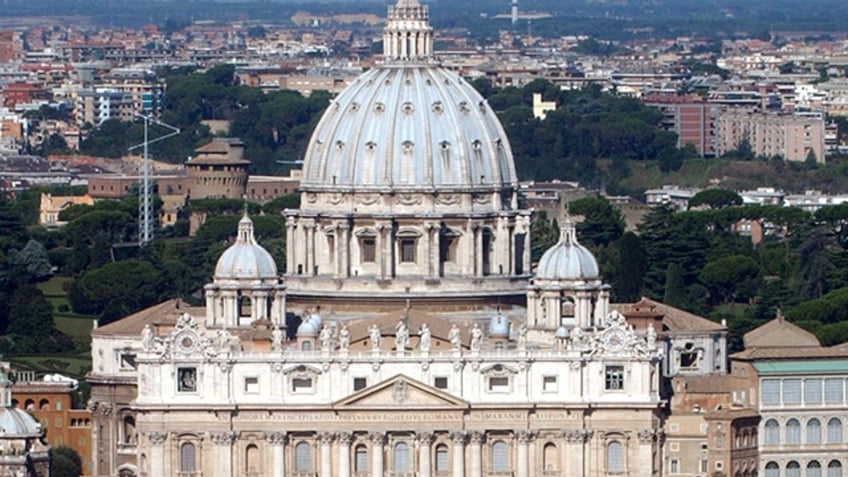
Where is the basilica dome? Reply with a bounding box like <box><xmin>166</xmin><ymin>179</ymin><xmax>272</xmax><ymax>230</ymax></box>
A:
<box><xmin>536</xmin><ymin>219</ymin><xmax>600</xmax><ymax>281</ymax></box>
<box><xmin>300</xmin><ymin>3</ymin><xmax>517</xmax><ymax>193</ymax></box>
<box><xmin>214</xmin><ymin>213</ymin><xmax>277</xmax><ymax>280</ymax></box>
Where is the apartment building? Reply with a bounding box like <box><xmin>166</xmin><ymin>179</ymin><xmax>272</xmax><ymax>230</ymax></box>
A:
<box><xmin>717</xmin><ymin>111</ymin><xmax>826</xmax><ymax>162</ymax></box>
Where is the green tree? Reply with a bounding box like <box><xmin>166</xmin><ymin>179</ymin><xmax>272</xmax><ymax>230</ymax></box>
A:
<box><xmin>7</xmin><ymin>239</ymin><xmax>52</xmax><ymax>282</ymax></box>
<box><xmin>50</xmin><ymin>445</ymin><xmax>83</xmax><ymax>477</ymax></box>
<box><xmin>689</xmin><ymin>189</ymin><xmax>743</xmax><ymax>209</ymax></box>
<box><xmin>699</xmin><ymin>254</ymin><xmax>762</xmax><ymax>304</ymax></box>
<box><xmin>568</xmin><ymin>196</ymin><xmax>625</xmax><ymax>247</ymax></box>
<box><xmin>530</xmin><ymin>211</ymin><xmax>559</xmax><ymax>263</ymax></box>
<box><xmin>612</xmin><ymin>232</ymin><xmax>647</xmax><ymax>302</ymax></box>
<box><xmin>71</xmin><ymin>259</ymin><xmax>166</xmax><ymax>324</ymax></box>
<box><xmin>663</xmin><ymin>262</ymin><xmax>688</xmax><ymax>309</ymax></box>
<box><xmin>6</xmin><ymin>284</ymin><xmax>72</xmax><ymax>354</ymax></box>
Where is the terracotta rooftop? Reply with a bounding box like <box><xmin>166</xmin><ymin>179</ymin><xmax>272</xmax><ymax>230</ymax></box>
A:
<box><xmin>614</xmin><ymin>297</ymin><xmax>726</xmax><ymax>333</ymax></box>
<box><xmin>92</xmin><ymin>300</ymin><xmax>202</xmax><ymax>337</ymax></box>
<box><xmin>742</xmin><ymin>316</ymin><xmax>820</xmax><ymax>349</ymax></box>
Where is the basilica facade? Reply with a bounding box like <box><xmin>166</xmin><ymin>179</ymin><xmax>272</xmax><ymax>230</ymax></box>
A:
<box><xmin>84</xmin><ymin>1</ymin><xmax>718</xmax><ymax>476</ymax></box>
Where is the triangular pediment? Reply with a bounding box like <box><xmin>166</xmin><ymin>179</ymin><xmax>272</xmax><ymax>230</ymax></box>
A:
<box><xmin>334</xmin><ymin>374</ymin><xmax>468</xmax><ymax>408</ymax></box>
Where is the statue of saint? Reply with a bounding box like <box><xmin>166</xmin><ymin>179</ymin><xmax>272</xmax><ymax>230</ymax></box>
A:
<box><xmin>470</xmin><ymin>323</ymin><xmax>483</xmax><ymax>352</ymax></box>
<box><xmin>419</xmin><ymin>324</ymin><xmax>431</xmax><ymax>352</ymax></box>
<box><xmin>271</xmin><ymin>326</ymin><xmax>283</xmax><ymax>351</ymax></box>
<box><xmin>395</xmin><ymin>320</ymin><xmax>410</xmax><ymax>351</ymax></box>
<box><xmin>369</xmin><ymin>324</ymin><xmax>382</xmax><ymax>351</ymax></box>
<box><xmin>339</xmin><ymin>323</ymin><xmax>350</xmax><ymax>351</ymax></box>
<box><xmin>448</xmin><ymin>324</ymin><xmax>462</xmax><ymax>351</ymax></box>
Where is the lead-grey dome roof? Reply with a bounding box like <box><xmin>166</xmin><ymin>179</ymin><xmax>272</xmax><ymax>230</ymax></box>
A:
<box><xmin>300</xmin><ymin>65</ymin><xmax>518</xmax><ymax>192</ymax></box>
<box><xmin>214</xmin><ymin>213</ymin><xmax>277</xmax><ymax>280</ymax></box>
<box><xmin>536</xmin><ymin>219</ymin><xmax>600</xmax><ymax>281</ymax></box>
<box><xmin>0</xmin><ymin>408</ymin><xmax>42</xmax><ymax>437</ymax></box>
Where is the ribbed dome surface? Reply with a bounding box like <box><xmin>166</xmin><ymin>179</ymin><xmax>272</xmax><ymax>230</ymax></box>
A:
<box><xmin>0</xmin><ymin>408</ymin><xmax>41</xmax><ymax>437</ymax></box>
<box><xmin>536</xmin><ymin>220</ymin><xmax>600</xmax><ymax>281</ymax></box>
<box><xmin>488</xmin><ymin>314</ymin><xmax>511</xmax><ymax>337</ymax></box>
<box><xmin>214</xmin><ymin>213</ymin><xmax>277</xmax><ymax>280</ymax></box>
<box><xmin>301</xmin><ymin>66</ymin><xmax>518</xmax><ymax>192</ymax></box>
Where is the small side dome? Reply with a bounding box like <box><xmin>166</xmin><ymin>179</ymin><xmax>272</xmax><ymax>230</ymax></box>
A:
<box><xmin>308</xmin><ymin>312</ymin><xmax>323</xmax><ymax>330</ymax></box>
<box><xmin>555</xmin><ymin>325</ymin><xmax>570</xmax><ymax>339</ymax></box>
<box><xmin>214</xmin><ymin>212</ymin><xmax>278</xmax><ymax>280</ymax></box>
<box><xmin>297</xmin><ymin>317</ymin><xmax>318</xmax><ymax>337</ymax></box>
<box><xmin>488</xmin><ymin>313</ymin><xmax>511</xmax><ymax>338</ymax></box>
<box><xmin>535</xmin><ymin>218</ymin><xmax>599</xmax><ymax>280</ymax></box>
<box><xmin>0</xmin><ymin>408</ymin><xmax>43</xmax><ymax>437</ymax></box>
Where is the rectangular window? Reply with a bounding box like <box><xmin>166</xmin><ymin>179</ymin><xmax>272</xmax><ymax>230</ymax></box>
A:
<box><xmin>177</xmin><ymin>367</ymin><xmax>197</xmax><ymax>392</ymax></box>
<box><xmin>825</xmin><ymin>378</ymin><xmax>844</xmax><ymax>403</ymax></box>
<box><xmin>670</xmin><ymin>459</ymin><xmax>679</xmax><ymax>474</ymax></box>
<box><xmin>783</xmin><ymin>379</ymin><xmax>802</xmax><ymax>404</ymax></box>
<box><xmin>119</xmin><ymin>353</ymin><xmax>137</xmax><ymax>370</ymax></box>
<box><xmin>543</xmin><ymin>376</ymin><xmax>557</xmax><ymax>392</ymax></box>
<box><xmin>761</xmin><ymin>379</ymin><xmax>780</xmax><ymax>405</ymax></box>
<box><xmin>353</xmin><ymin>377</ymin><xmax>367</xmax><ymax>391</ymax></box>
<box><xmin>361</xmin><ymin>238</ymin><xmax>376</xmax><ymax>263</ymax></box>
<box><xmin>701</xmin><ymin>460</ymin><xmax>709</xmax><ymax>473</ymax></box>
<box><xmin>434</xmin><ymin>377</ymin><xmax>448</xmax><ymax>389</ymax></box>
<box><xmin>244</xmin><ymin>377</ymin><xmax>259</xmax><ymax>394</ymax></box>
<box><xmin>715</xmin><ymin>436</ymin><xmax>724</xmax><ymax>449</ymax></box>
<box><xmin>488</xmin><ymin>376</ymin><xmax>509</xmax><ymax>392</ymax></box>
<box><xmin>400</xmin><ymin>238</ymin><xmax>416</xmax><ymax>263</ymax></box>
<box><xmin>669</xmin><ymin>442</ymin><xmax>679</xmax><ymax>452</ymax></box>
<box><xmin>605</xmin><ymin>366</ymin><xmax>624</xmax><ymax>390</ymax></box>
<box><xmin>292</xmin><ymin>377</ymin><xmax>313</xmax><ymax>392</ymax></box>
<box><xmin>804</xmin><ymin>378</ymin><xmax>823</xmax><ymax>404</ymax></box>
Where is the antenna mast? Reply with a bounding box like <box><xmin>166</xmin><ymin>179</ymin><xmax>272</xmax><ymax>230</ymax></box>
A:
<box><xmin>128</xmin><ymin>115</ymin><xmax>180</xmax><ymax>246</ymax></box>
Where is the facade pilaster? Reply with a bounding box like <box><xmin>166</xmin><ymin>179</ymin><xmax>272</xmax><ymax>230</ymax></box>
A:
<box><xmin>211</xmin><ymin>431</ymin><xmax>237</xmax><ymax>477</ymax></box>
<box><xmin>469</xmin><ymin>431</ymin><xmax>484</xmax><ymax>477</ymax></box>
<box><xmin>146</xmin><ymin>431</ymin><xmax>168</xmax><ymax>477</ymax></box>
<box><xmin>516</xmin><ymin>431</ymin><xmax>531</xmax><ymax>477</ymax></box>
<box><xmin>370</xmin><ymin>432</ymin><xmax>385</xmax><ymax>477</ymax></box>
<box><xmin>451</xmin><ymin>431</ymin><xmax>466</xmax><ymax>477</ymax></box>
<box><xmin>338</xmin><ymin>432</ymin><xmax>353</xmax><ymax>477</ymax></box>
<box><xmin>265</xmin><ymin>431</ymin><xmax>288</xmax><ymax>477</ymax></box>
<box><xmin>418</xmin><ymin>432</ymin><xmax>434</xmax><ymax>477</ymax></box>
<box><xmin>319</xmin><ymin>432</ymin><xmax>335</xmax><ymax>477</ymax></box>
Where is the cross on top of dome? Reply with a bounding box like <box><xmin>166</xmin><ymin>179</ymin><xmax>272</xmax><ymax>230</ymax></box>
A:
<box><xmin>383</xmin><ymin>0</ymin><xmax>435</xmax><ymax>62</ymax></box>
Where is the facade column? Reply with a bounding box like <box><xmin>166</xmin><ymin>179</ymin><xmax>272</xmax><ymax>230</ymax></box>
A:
<box><xmin>474</xmin><ymin>224</ymin><xmax>483</xmax><ymax>277</ymax></box>
<box><xmin>417</xmin><ymin>432</ymin><xmax>434</xmax><ymax>477</ymax></box>
<box><xmin>637</xmin><ymin>430</ymin><xmax>656</xmax><ymax>477</ymax></box>
<box><xmin>339</xmin><ymin>222</ymin><xmax>351</xmax><ymax>278</ymax></box>
<box><xmin>319</xmin><ymin>432</ymin><xmax>334</xmax><ymax>477</ymax></box>
<box><xmin>285</xmin><ymin>217</ymin><xmax>296</xmax><ymax>274</ymax></box>
<box><xmin>521</xmin><ymin>216</ymin><xmax>531</xmax><ymax>276</ymax></box>
<box><xmin>371</xmin><ymin>432</ymin><xmax>385</xmax><ymax>477</ymax></box>
<box><xmin>265</xmin><ymin>432</ymin><xmax>287</xmax><ymax>477</ymax></box>
<box><xmin>211</xmin><ymin>431</ymin><xmax>237</xmax><ymax>477</ymax></box>
<box><xmin>516</xmin><ymin>431</ymin><xmax>531</xmax><ymax>477</ymax></box>
<box><xmin>451</xmin><ymin>431</ymin><xmax>466</xmax><ymax>477</ymax></box>
<box><xmin>338</xmin><ymin>432</ymin><xmax>353</xmax><ymax>477</ymax></box>
<box><xmin>469</xmin><ymin>431</ymin><xmax>483</xmax><ymax>477</ymax></box>
<box><xmin>425</xmin><ymin>222</ymin><xmax>436</xmax><ymax>279</ymax></box>
<box><xmin>305</xmin><ymin>221</ymin><xmax>316</xmax><ymax>276</ymax></box>
<box><xmin>146</xmin><ymin>431</ymin><xmax>168</xmax><ymax>477</ymax></box>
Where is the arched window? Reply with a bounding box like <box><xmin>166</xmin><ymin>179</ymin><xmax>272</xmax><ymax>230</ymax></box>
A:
<box><xmin>788</xmin><ymin>461</ymin><xmax>802</xmax><ymax>477</ymax></box>
<box><xmin>809</xmin><ymin>461</ymin><xmax>823</xmax><ymax>477</ymax></box>
<box><xmin>491</xmin><ymin>440</ymin><xmax>509</xmax><ymax>472</ymax></box>
<box><xmin>607</xmin><ymin>441</ymin><xmax>624</xmax><ymax>473</ymax></box>
<box><xmin>435</xmin><ymin>444</ymin><xmax>449</xmax><ymax>473</ymax></box>
<box><xmin>354</xmin><ymin>445</ymin><xmax>368</xmax><ymax>473</ymax></box>
<box><xmin>828</xmin><ymin>418</ymin><xmax>843</xmax><ymax>443</ymax></box>
<box><xmin>828</xmin><ymin>461</ymin><xmax>843</xmax><ymax>477</ymax></box>
<box><xmin>246</xmin><ymin>444</ymin><xmax>259</xmax><ymax>473</ymax></box>
<box><xmin>807</xmin><ymin>418</ymin><xmax>822</xmax><ymax>444</ymax></box>
<box><xmin>301</xmin><ymin>341</ymin><xmax>312</xmax><ymax>351</ymax></box>
<box><xmin>295</xmin><ymin>441</ymin><xmax>312</xmax><ymax>473</ymax></box>
<box><xmin>39</xmin><ymin>399</ymin><xmax>49</xmax><ymax>411</ymax></box>
<box><xmin>786</xmin><ymin>419</ymin><xmax>801</xmax><ymax>444</ymax></box>
<box><xmin>765</xmin><ymin>463</ymin><xmax>780</xmax><ymax>477</ymax></box>
<box><xmin>764</xmin><ymin>419</ymin><xmax>779</xmax><ymax>445</ymax></box>
<box><xmin>180</xmin><ymin>443</ymin><xmax>197</xmax><ymax>473</ymax></box>
<box><xmin>543</xmin><ymin>443</ymin><xmax>558</xmax><ymax>471</ymax></box>
<box><xmin>394</xmin><ymin>442</ymin><xmax>410</xmax><ymax>472</ymax></box>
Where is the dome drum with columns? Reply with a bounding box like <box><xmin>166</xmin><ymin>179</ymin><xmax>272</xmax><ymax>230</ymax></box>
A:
<box><xmin>285</xmin><ymin>0</ymin><xmax>530</xmax><ymax>307</ymax></box>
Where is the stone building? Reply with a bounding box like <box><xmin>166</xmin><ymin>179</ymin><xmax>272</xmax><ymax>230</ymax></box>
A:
<box><xmin>86</xmin><ymin>1</ymin><xmax>728</xmax><ymax>476</ymax></box>
<box><xmin>185</xmin><ymin>138</ymin><xmax>250</xmax><ymax>200</ymax></box>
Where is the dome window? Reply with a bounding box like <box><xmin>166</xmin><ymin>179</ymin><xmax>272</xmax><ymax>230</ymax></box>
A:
<box><xmin>402</xmin><ymin>102</ymin><xmax>415</xmax><ymax>115</ymax></box>
<box><xmin>374</xmin><ymin>102</ymin><xmax>385</xmax><ymax>114</ymax></box>
<box><xmin>349</xmin><ymin>102</ymin><xmax>359</xmax><ymax>113</ymax></box>
<box><xmin>336</xmin><ymin>140</ymin><xmax>345</xmax><ymax>151</ymax></box>
<box><xmin>472</xmin><ymin>140</ymin><xmax>482</xmax><ymax>151</ymax></box>
<box><xmin>432</xmin><ymin>101</ymin><xmax>444</xmax><ymax>114</ymax></box>
<box><xmin>402</xmin><ymin>141</ymin><xmax>415</xmax><ymax>153</ymax></box>
<box><xmin>365</xmin><ymin>141</ymin><xmax>377</xmax><ymax>152</ymax></box>
<box><xmin>440</xmin><ymin>141</ymin><xmax>451</xmax><ymax>163</ymax></box>
<box><xmin>458</xmin><ymin>101</ymin><xmax>470</xmax><ymax>114</ymax></box>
